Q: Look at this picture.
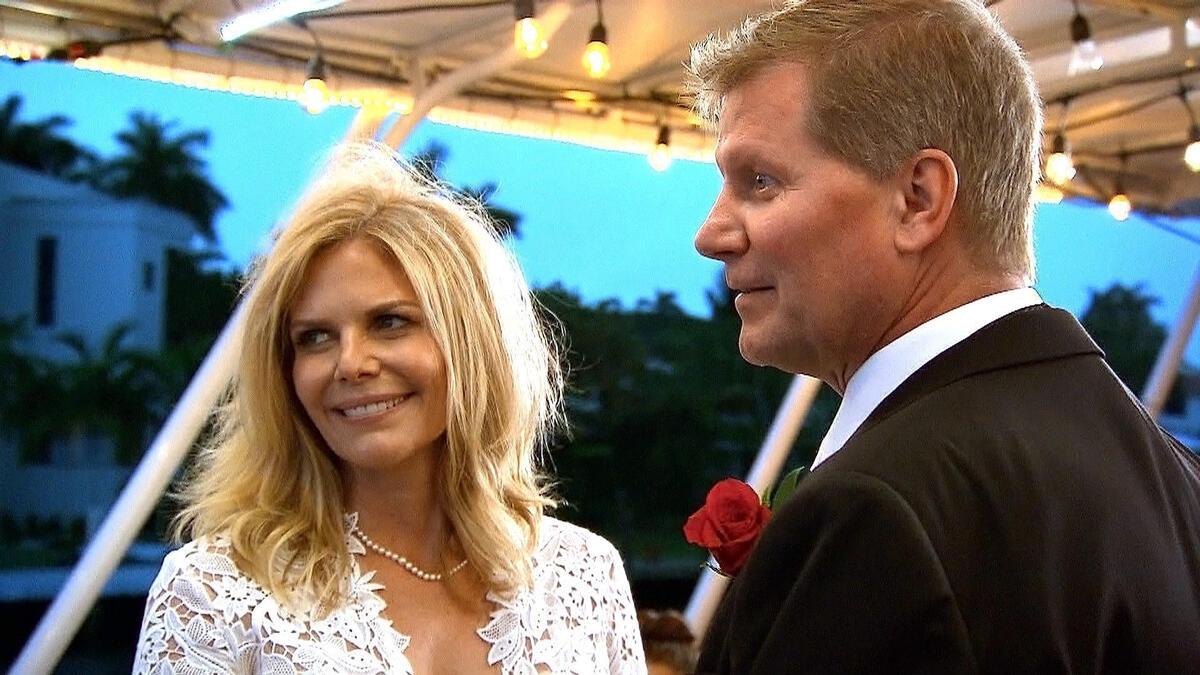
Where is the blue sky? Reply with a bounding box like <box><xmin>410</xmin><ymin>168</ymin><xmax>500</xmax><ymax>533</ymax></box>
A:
<box><xmin>6</xmin><ymin>59</ymin><xmax>1200</xmax><ymax>360</ymax></box>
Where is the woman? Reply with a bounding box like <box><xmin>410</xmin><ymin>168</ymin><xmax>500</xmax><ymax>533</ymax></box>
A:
<box><xmin>133</xmin><ymin>142</ymin><xmax>645</xmax><ymax>674</ymax></box>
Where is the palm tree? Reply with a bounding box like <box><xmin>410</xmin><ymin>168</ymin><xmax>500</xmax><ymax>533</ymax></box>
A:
<box><xmin>53</xmin><ymin>323</ymin><xmax>163</xmax><ymax>464</ymax></box>
<box><xmin>0</xmin><ymin>317</ymin><xmax>66</xmax><ymax>463</ymax></box>
<box><xmin>93</xmin><ymin>112</ymin><xmax>228</xmax><ymax>243</ymax></box>
<box><xmin>411</xmin><ymin>142</ymin><xmax>522</xmax><ymax>238</ymax></box>
<box><xmin>0</xmin><ymin>94</ymin><xmax>93</xmax><ymax>177</ymax></box>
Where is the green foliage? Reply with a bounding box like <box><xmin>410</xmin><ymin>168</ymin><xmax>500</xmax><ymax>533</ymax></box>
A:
<box><xmin>54</xmin><ymin>323</ymin><xmax>163</xmax><ymax>464</ymax></box>
<box><xmin>764</xmin><ymin>465</ymin><xmax>809</xmax><ymax>510</ymax></box>
<box><xmin>0</xmin><ymin>94</ymin><xmax>95</xmax><ymax>177</ymax></box>
<box><xmin>1080</xmin><ymin>282</ymin><xmax>1183</xmax><ymax>410</ymax></box>
<box><xmin>89</xmin><ymin>112</ymin><xmax>229</xmax><ymax>242</ymax></box>
<box><xmin>537</xmin><ymin>280</ymin><xmax>829</xmax><ymax>562</ymax></box>
<box><xmin>0</xmin><ymin>100</ymin><xmax>227</xmax><ymax>242</ymax></box>
<box><xmin>410</xmin><ymin>142</ymin><xmax>522</xmax><ymax>239</ymax></box>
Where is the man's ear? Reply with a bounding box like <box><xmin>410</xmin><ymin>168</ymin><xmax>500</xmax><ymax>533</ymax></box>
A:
<box><xmin>894</xmin><ymin>149</ymin><xmax>958</xmax><ymax>254</ymax></box>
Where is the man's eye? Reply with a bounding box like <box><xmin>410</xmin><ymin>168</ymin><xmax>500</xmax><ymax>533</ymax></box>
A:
<box><xmin>294</xmin><ymin>329</ymin><xmax>330</xmax><ymax>348</ymax></box>
<box><xmin>753</xmin><ymin>173</ymin><xmax>776</xmax><ymax>191</ymax></box>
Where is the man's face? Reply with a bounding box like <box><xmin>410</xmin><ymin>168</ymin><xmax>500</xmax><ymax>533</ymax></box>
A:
<box><xmin>695</xmin><ymin>62</ymin><xmax>906</xmax><ymax>388</ymax></box>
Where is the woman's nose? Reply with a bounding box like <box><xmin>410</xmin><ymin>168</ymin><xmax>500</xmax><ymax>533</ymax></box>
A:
<box><xmin>335</xmin><ymin>333</ymin><xmax>380</xmax><ymax>381</ymax></box>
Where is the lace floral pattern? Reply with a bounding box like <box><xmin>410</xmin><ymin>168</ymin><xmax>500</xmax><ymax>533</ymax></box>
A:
<box><xmin>133</xmin><ymin>517</ymin><xmax>645</xmax><ymax>674</ymax></box>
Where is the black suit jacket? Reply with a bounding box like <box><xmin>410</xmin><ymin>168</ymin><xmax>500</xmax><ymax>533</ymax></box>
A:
<box><xmin>697</xmin><ymin>305</ymin><xmax>1200</xmax><ymax>674</ymax></box>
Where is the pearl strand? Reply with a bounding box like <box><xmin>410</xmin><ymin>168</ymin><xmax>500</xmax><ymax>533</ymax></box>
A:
<box><xmin>351</xmin><ymin>524</ymin><xmax>468</xmax><ymax>582</ymax></box>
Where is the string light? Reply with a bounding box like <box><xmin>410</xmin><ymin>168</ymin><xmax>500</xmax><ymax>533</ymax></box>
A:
<box><xmin>513</xmin><ymin>0</ymin><xmax>547</xmax><ymax>59</ymax></box>
<box><xmin>648</xmin><ymin>124</ymin><xmax>672</xmax><ymax>172</ymax></box>
<box><xmin>582</xmin><ymin>0</ymin><xmax>610</xmax><ymax>78</ymax></box>
<box><xmin>1179</xmin><ymin>89</ymin><xmax>1200</xmax><ymax>173</ymax></box>
<box><xmin>1186</xmin><ymin>125</ymin><xmax>1200</xmax><ymax>172</ymax></box>
<box><xmin>1035</xmin><ymin>183</ymin><xmax>1064</xmax><ymax>204</ymax></box>
<box><xmin>1108</xmin><ymin>192</ymin><xmax>1131</xmax><ymax>221</ymax></box>
<box><xmin>1108</xmin><ymin>154</ymin><xmax>1131</xmax><ymax>221</ymax></box>
<box><xmin>299</xmin><ymin>54</ymin><xmax>330</xmax><ymax>114</ymax></box>
<box><xmin>1044</xmin><ymin>133</ymin><xmax>1076</xmax><ymax>186</ymax></box>
<box><xmin>1067</xmin><ymin>2</ymin><xmax>1102</xmax><ymax>76</ymax></box>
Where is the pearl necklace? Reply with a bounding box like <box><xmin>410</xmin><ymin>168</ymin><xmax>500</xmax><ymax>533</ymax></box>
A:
<box><xmin>351</xmin><ymin>524</ymin><xmax>468</xmax><ymax>582</ymax></box>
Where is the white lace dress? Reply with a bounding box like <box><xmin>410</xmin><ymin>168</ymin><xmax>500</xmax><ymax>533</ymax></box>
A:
<box><xmin>132</xmin><ymin>516</ymin><xmax>646</xmax><ymax>674</ymax></box>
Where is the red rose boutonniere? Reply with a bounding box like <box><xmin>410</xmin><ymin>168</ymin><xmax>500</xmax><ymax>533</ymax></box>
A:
<box><xmin>683</xmin><ymin>467</ymin><xmax>808</xmax><ymax>576</ymax></box>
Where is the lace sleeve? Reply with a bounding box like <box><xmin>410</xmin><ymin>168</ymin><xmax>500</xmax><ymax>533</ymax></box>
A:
<box><xmin>132</xmin><ymin>541</ymin><xmax>259</xmax><ymax>674</ymax></box>
<box><xmin>601</xmin><ymin>543</ymin><xmax>648</xmax><ymax>675</ymax></box>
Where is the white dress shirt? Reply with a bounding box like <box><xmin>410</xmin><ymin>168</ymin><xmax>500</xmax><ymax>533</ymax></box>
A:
<box><xmin>812</xmin><ymin>287</ymin><xmax>1043</xmax><ymax>470</ymax></box>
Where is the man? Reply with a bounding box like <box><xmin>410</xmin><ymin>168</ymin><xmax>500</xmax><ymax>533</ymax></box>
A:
<box><xmin>689</xmin><ymin>1</ymin><xmax>1200</xmax><ymax>673</ymax></box>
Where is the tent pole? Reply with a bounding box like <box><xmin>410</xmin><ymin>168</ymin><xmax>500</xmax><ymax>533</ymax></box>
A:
<box><xmin>683</xmin><ymin>375</ymin><xmax>823</xmax><ymax>639</ymax></box>
<box><xmin>383</xmin><ymin>2</ymin><xmax>572</xmax><ymax>148</ymax></box>
<box><xmin>1142</xmin><ymin>264</ymin><xmax>1200</xmax><ymax>418</ymax></box>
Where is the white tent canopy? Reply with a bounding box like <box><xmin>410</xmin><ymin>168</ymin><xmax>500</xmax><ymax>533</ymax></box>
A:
<box><xmin>3</xmin><ymin>0</ymin><xmax>1200</xmax><ymax>212</ymax></box>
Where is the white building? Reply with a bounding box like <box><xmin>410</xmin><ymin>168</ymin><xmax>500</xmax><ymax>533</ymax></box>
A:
<box><xmin>0</xmin><ymin>161</ymin><xmax>194</xmax><ymax>360</ymax></box>
<box><xmin>0</xmin><ymin>161</ymin><xmax>194</xmax><ymax>525</ymax></box>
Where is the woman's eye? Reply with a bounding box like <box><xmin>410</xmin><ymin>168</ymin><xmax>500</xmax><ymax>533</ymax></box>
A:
<box><xmin>376</xmin><ymin>314</ymin><xmax>409</xmax><ymax>331</ymax></box>
<box><xmin>294</xmin><ymin>329</ymin><xmax>330</xmax><ymax>348</ymax></box>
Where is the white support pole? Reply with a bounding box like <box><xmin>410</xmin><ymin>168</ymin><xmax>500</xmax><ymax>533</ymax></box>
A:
<box><xmin>683</xmin><ymin>374</ymin><xmax>824</xmax><ymax>640</ymax></box>
<box><xmin>11</xmin><ymin>304</ymin><xmax>245</xmax><ymax>675</ymax></box>
<box><xmin>382</xmin><ymin>2</ymin><xmax>571</xmax><ymax>149</ymax></box>
<box><xmin>343</xmin><ymin>102</ymin><xmax>394</xmax><ymax>142</ymax></box>
<box><xmin>1142</xmin><ymin>264</ymin><xmax>1200</xmax><ymax>419</ymax></box>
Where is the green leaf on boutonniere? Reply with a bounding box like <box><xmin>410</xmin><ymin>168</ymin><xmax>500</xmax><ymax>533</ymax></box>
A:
<box><xmin>703</xmin><ymin>561</ymin><xmax>733</xmax><ymax>578</ymax></box>
<box><xmin>766</xmin><ymin>466</ymin><xmax>809</xmax><ymax>510</ymax></box>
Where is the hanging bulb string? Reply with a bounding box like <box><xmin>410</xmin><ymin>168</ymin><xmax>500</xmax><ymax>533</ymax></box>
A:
<box><xmin>1179</xmin><ymin>82</ymin><xmax>1199</xmax><ymax>128</ymax></box>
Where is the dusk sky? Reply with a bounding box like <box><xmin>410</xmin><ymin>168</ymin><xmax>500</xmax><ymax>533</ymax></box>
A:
<box><xmin>6</xmin><ymin>59</ymin><xmax>1200</xmax><ymax>361</ymax></box>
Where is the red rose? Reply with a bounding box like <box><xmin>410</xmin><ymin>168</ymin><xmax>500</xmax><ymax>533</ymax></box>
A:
<box><xmin>683</xmin><ymin>478</ymin><xmax>772</xmax><ymax>575</ymax></box>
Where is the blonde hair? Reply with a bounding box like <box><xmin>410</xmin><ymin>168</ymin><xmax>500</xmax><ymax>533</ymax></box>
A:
<box><xmin>689</xmin><ymin>0</ymin><xmax>1042</xmax><ymax>281</ymax></box>
<box><xmin>173</xmin><ymin>141</ymin><xmax>563</xmax><ymax>607</ymax></box>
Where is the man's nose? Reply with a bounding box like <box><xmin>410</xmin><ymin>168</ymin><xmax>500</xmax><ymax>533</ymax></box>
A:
<box><xmin>695</xmin><ymin>190</ymin><xmax>747</xmax><ymax>262</ymax></box>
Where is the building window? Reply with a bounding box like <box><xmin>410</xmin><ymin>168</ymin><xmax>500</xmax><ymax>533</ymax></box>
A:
<box><xmin>143</xmin><ymin>261</ymin><xmax>156</xmax><ymax>292</ymax></box>
<box><xmin>36</xmin><ymin>237</ymin><xmax>56</xmax><ymax>326</ymax></box>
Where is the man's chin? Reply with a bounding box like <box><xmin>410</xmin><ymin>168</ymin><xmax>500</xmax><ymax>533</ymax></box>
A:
<box><xmin>738</xmin><ymin>333</ymin><xmax>775</xmax><ymax>368</ymax></box>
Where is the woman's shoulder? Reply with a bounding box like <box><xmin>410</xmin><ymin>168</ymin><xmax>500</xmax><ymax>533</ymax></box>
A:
<box><xmin>534</xmin><ymin>516</ymin><xmax>626</xmax><ymax>572</ymax></box>
<box><xmin>153</xmin><ymin>536</ymin><xmax>243</xmax><ymax>583</ymax></box>
<box><xmin>146</xmin><ymin>535</ymin><xmax>271</xmax><ymax>615</ymax></box>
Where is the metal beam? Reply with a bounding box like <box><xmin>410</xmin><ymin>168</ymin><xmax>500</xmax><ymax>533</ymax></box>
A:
<box><xmin>384</xmin><ymin>1</ymin><xmax>573</xmax><ymax>147</ymax></box>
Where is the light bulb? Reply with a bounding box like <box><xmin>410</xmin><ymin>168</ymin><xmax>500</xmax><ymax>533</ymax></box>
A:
<box><xmin>300</xmin><ymin>77</ymin><xmax>329</xmax><ymax>114</ymax></box>
<box><xmin>1069</xmin><ymin>40</ymin><xmax>1103</xmax><ymax>75</ymax></box>
<box><xmin>1034</xmin><ymin>183</ymin><xmax>1064</xmax><ymax>204</ymax></box>
<box><xmin>582</xmin><ymin>22</ymin><xmax>610</xmax><ymax>78</ymax></box>
<box><xmin>514</xmin><ymin>17</ymin><xmax>547</xmax><ymax>58</ymax></box>
<box><xmin>1068</xmin><ymin>14</ymin><xmax>1103</xmax><ymax>76</ymax></box>
<box><xmin>1187</xmin><ymin>134</ymin><xmax>1200</xmax><ymax>173</ymax></box>
<box><xmin>583</xmin><ymin>40</ymin><xmax>610</xmax><ymax>78</ymax></box>
<box><xmin>648</xmin><ymin>125</ymin><xmax>672</xmax><ymax>172</ymax></box>
<box><xmin>1108</xmin><ymin>193</ymin><xmax>1131</xmax><ymax>221</ymax></box>
<box><xmin>1044</xmin><ymin>152</ymin><xmax>1076</xmax><ymax>186</ymax></box>
<box><xmin>648</xmin><ymin>143</ymin><xmax>672</xmax><ymax>172</ymax></box>
<box><xmin>299</xmin><ymin>53</ymin><xmax>329</xmax><ymax>114</ymax></box>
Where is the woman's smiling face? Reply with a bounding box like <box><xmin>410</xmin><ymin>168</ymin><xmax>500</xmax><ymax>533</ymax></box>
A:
<box><xmin>288</xmin><ymin>237</ymin><xmax>448</xmax><ymax>475</ymax></box>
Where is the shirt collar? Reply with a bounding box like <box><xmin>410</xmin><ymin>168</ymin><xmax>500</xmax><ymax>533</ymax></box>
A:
<box><xmin>812</xmin><ymin>287</ymin><xmax>1043</xmax><ymax>469</ymax></box>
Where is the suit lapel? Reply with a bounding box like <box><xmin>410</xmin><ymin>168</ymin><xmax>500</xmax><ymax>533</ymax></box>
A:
<box><xmin>846</xmin><ymin>304</ymin><xmax>1102</xmax><ymax>446</ymax></box>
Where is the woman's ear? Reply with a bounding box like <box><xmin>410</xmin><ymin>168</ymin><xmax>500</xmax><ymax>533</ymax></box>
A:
<box><xmin>894</xmin><ymin>148</ymin><xmax>958</xmax><ymax>255</ymax></box>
